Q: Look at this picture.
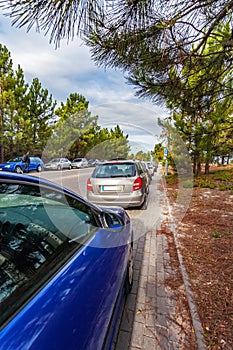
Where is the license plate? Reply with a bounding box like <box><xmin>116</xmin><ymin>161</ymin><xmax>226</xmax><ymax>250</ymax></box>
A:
<box><xmin>101</xmin><ymin>185</ymin><xmax>123</xmax><ymax>192</ymax></box>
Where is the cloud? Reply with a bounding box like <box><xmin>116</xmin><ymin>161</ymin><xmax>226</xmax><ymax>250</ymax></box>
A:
<box><xmin>0</xmin><ymin>13</ymin><xmax>169</xmax><ymax>150</ymax></box>
<box><xmin>91</xmin><ymin>102</ymin><xmax>168</xmax><ymax>151</ymax></box>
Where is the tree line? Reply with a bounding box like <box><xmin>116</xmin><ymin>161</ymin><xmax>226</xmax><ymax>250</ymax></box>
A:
<box><xmin>0</xmin><ymin>44</ymin><xmax>130</xmax><ymax>163</ymax></box>
<box><xmin>1</xmin><ymin>1</ymin><xmax>233</xmax><ymax>174</ymax></box>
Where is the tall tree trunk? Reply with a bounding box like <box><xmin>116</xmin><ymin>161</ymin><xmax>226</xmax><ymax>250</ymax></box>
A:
<box><xmin>193</xmin><ymin>150</ymin><xmax>202</xmax><ymax>175</ymax></box>
<box><xmin>0</xmin><ymin>107</ymin><xmax>4</xmax><ymax>162</ymax></box>
<box><xmin>197</xmin><ymin>159</ymin><xmax>202</xmax><ymax>175</ymax></box>
<box><xmin>205</xmin><ymin>159</ymin><xmax>210</xmax><ymax>174</ymax></box>
<box><xmin>193</xmin><ymin>151</ymin><xmax>197</xmax><ymax>175</ymax></box>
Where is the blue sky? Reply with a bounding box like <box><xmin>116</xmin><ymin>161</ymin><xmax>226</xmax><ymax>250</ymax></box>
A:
<box><xmin>0</xmin><ymin>12</ymin><xmax>169</xmax><ymax>152</ymax></box>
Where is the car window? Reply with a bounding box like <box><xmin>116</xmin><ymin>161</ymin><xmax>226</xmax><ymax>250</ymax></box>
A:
<box><xmin>0</xmin><ymin>182</ymin><xmax>99</xmax><ymax>327</ymax></box>
<box><xmin>8</xmin><ymin>157</ymin><xmax>21</xmax><ymax>162</ymax></box>
<box><xmin>93</xmin><ymin>163</ymin><xmax>136</xmax><ymax>178</ymax></box>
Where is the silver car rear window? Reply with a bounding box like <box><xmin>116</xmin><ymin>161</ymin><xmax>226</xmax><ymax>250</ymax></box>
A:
<box><xmin>93</xmin><ymin>163</ymin><xmax>136</xmax><ymax>178</ymax></box>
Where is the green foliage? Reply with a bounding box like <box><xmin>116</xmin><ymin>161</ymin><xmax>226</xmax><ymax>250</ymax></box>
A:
<box><xmin>193</xmin><ymin>168</ymin><xmax>233</xmax><ymax>190</ymax></box>
<box><xmin>0</xmin><ymin>44</ymin><xmax>57</xmax><ymax>160</ymax></box>
<box><xmin>0</xmin><ymin>44</ymin><xmax>16</xmax><ymax>160</ymax></box>
<box><xmin>211</xmin><ymin>230</ymin><xmax>229</xmax><ymax>238</ymax></box>
<box><xmin>211</xmin><ymin>230</ymin><xmax>221</xmax><ymax>238</ymax></box>
<box><xmin>212</xmin><ymin>171</ymin><xmax>232</xmax><ymax>182</ymax></box>
<box><xmin>133</xmin><ymin>150</ymin><xmax>152</xmax><ymax>161</ymax></box>
<box><xmin>167</xmin><ymin>167</ymin><xmax>233</xmax><ymax>191</ymax></box>
<box><xmin>218</xmin><ymin>184</ymin><xmax>233</xmax><ymax>191</ymax></box>
<box><xmin>153</xmin><ymin>143</ymin><xmax>164</xmax><ymax>161</ymax></box>
<box><xmin>165</xmin><ymin>174</ymin><xmax>178</xmax><ymax>185</ymax></box>
<box><xmin>26</xmin><ymin>78</ymin><xmax>56</xmax><ymax>154</ymax></box>
<box><xmin>199</xmin><ymin>181</ymin><xmax>216</xmax><ymax>189</ymax></box>
<box><xmin>182</xmin><ymin>180</ymin><xmax>197</xmax><ymax>188</ymax></box>
<box><xmin>0</xmin><ymin>46</ymin><xmax>130</xmax><ymax>161</ymax></box>
<box><xmin>86</xmin><ymin>125</ymin><xmax>130</xmax><ymax>160</ymax></box>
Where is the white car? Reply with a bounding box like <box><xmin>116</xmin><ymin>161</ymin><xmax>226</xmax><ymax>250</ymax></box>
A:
<box><xmin>71</xmin><ymin>158</ymin><xmax>88</xmax><ymax>168</ymax></box>
<box><xmin>44</xmin><ymin>158</ymin><xmax>72</xmax><ymax>170</ymax></box>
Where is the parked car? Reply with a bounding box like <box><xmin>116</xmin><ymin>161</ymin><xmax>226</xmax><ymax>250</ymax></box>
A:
<box><xmin>71</xmin><ymin>157</ymin><xmax>88</xmax><ymax>168</ymax></box>
<box><xmin>141</xmin><ymin>161</ymin><xmax>152</xmax><ymax>184</ymax></box>
<box><xmin>0</xmin><ymin>156</ymin><xmax>44</xmax><ymax>173</ymax></box>
<box><xmin>44</xmin><ymin>157</ymin><xmax>72</xmax><ymax>170</ymax></box>
<box><xmin>87</xmin><ymin>159</ymin><xmax>149</xmax><ymax>209</ymax></box>
<box><xmin>88</xmin><ymin>159</ymin><xmax>99</xmax><ymax>167</ymax></box>
<box><xmin>153</xmin><ymin>161</ymin><xmax>158</xmax><ymax>172</ymax></box>
<box><xmin>146</xmin><ymin>161</ymin><xmax>155</xmax><ymax>176</ymax></box>
<box><xmin>0</xmin><ymin>172</ymin><xmax>133</xmax><ymax>350</ymax></box>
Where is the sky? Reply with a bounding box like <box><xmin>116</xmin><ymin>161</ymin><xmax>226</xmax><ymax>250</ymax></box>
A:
<box><xmin>0</xmin><ymin>12</ymin><xmax>169</xmax><ymax>153</ymax></box>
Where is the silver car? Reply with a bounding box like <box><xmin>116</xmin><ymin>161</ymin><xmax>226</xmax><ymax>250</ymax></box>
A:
<box><xmin>71</xmin><ymin>157</ymin><xmax>88</xmax><ymax>169</ymax></box>
<box><xmin>44</xmin><ymin>158</ymin><xmax>72</xmax><ymax>170</ymax></box>
<box><xmin>87</xmin><ymin>160</ymin><xmax>149</xmax><ymax>209</ymax></box>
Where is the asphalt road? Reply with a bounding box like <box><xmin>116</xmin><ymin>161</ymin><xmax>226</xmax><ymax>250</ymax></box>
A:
<box><xmin>35</xmin><ymin>166</ymin><xmax>162</xmax><ymax>234</ymax></box>
<box><xmin>35</xmin><ymin>167</ymin><xmax>93</xmax><ymax>199</ymax></box>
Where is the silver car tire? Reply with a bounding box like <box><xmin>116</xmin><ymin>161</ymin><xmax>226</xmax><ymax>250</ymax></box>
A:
<box><xmin>138</xmin><ymin>194</ymin><xmax>148</xmax><ymax>210</ymax></box>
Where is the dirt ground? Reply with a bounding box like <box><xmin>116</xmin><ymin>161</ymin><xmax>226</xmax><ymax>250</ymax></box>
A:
<box><xmin>163</xmin><ymin>166</ymin><xmax>233</xmax><ymax>350</ymax></box>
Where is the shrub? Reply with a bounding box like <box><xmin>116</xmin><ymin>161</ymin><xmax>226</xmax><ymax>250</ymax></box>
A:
<box><xmin>182</xmin><ymin>180</ymin><xmax>197</xmax><ymax>188</ymax></box>
<box><xmin>218</xmin><ymin>184</ymin><xmax>229</xmax><ymax>191</ymax></box>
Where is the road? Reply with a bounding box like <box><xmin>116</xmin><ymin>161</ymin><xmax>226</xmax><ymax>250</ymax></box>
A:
<box><xmin>35</xmin><ymin>167</ymin><xmax>92</xmax><ymax>199</ymax></box>
<box><xmin>35</xmin><ymin>167</ymin><xmax>163</xmax><ymax>228</ymax></box>
<box><xmin>35</xmin><ymin>167</ymin><xmax>163</xmax><ymax>238</ymax></box>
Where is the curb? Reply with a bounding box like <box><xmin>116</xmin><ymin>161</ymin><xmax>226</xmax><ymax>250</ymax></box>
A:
<box><xmin>161</xmin><ymin>177</ymin><xmax>207</xmax><ymax>350</ymax></box>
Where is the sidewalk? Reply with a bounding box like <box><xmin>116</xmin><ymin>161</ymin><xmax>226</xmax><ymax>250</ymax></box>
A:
<box><xmin>114</xmin><ymin>173</ymin><xmax>204</xmax><ymax>350</ymax></box>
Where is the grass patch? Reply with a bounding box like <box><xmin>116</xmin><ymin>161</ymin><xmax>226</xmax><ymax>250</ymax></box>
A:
<box><xmin>195</xmin><ymin>167</ymin><xmax>233</xmax><ymax>191</ymax></box>
<box><xmin>182</xmin><ymin>180</ymin><xmax>198</xmax><ymax>188</ymax></box>
<box><xmin>211</xmin><ymin>230</ymin><xmax>230</xmax><ymax>238</ymax></box>
<box><xmin>211</xmin><ymin>170</ymin><xmax>232</xmax><ymax>182</ymax></box>
<box><xmin>165</xmin><ymin>166</ymin><xmax>233</xmax><ymax>191</ymax></box>
<box><xmin>165</xmin><ymin>174</ymin><xmax>178</xmax><ymax>185</ymax></box>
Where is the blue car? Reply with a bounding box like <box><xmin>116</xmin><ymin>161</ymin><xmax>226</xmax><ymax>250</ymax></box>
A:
<box><xmin>0</xmin><ymin>156</ymin><xmax>44</xmax><ymax>173</ymax></box>
<box><xmin>0</xmin><ymin>172</ymin><xmax>133</xmax><ymax>350</ymax></box>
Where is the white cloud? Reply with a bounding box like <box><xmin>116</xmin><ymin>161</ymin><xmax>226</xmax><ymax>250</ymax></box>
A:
<box><xmin>91</xmin><ymin>102</ymin><xmax>168</xmax><ymax>151</ymax></box>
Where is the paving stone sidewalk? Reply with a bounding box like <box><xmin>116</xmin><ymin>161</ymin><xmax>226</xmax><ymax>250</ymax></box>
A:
<box><xmin>114</xmin><ymin>173</ymin><xmax>201</xmax><ymax>350</ymax></box>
